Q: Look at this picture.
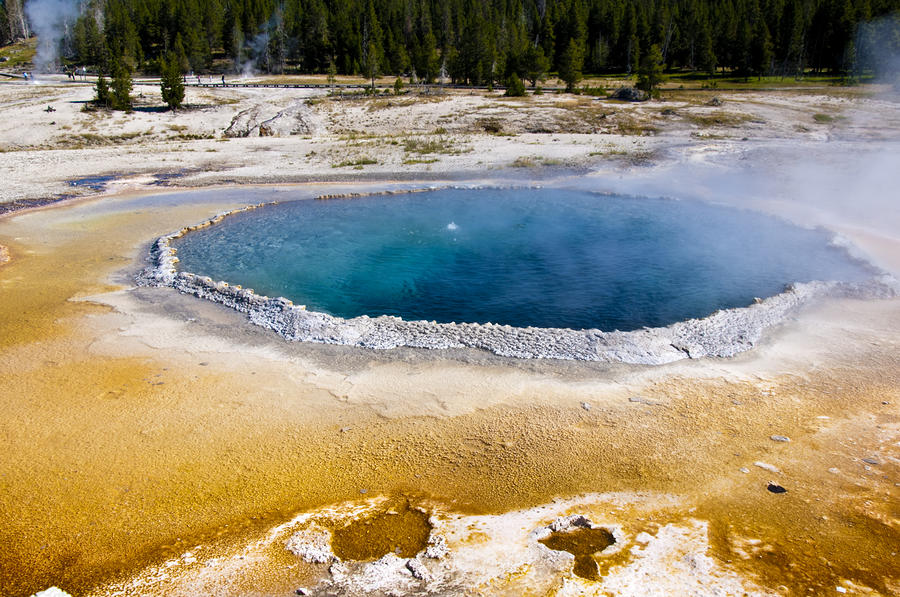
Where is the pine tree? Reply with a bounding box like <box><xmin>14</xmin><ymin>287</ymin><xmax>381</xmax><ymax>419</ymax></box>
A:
<box><xmin>419</xmin><ymin>30</ymin><xmax>439</xmax><ymax>83</ymax></box>
<box><xmin>558</xmin><ymin>38</ymin><xmax>584</xmax><ymax>92</ymax></box>
<box><xmin>95</xmin><ymin>74</ymin><xmax>111</xmax><ymax>108</ymax></box>
<box><xmin>327</xmin><ymin>57</ymin><xmax>337</xmax><ymax>92</ymax></box>
<box><xmin>697</xmin><ymin>20</ymin><xmax>717</xmax><ymax>75</ymax></box>
<box><xmin>522</xmin><ymin>44</ymin><xmax>550</xmax><ymax>87</ymax></box>
<box><xmin>111</xmin><ymin>61</ymin><xmax>133</xmax><ymax>111</ymax></box>
<box><xmin>637</xmin><ymin>44</ymin><xmax>664</xmax><ymax>95</ymax></box>
<box><xmin>363</xmin><ymin>40</ymin><xmax>381</xmax><ymax>90</ymax></box>
<box><xmin>160</xmin><ymin>55</ymin><xmax>185</xmax><ymax>110</ymax></box>
<box><xmin>751</xmin><ymin>18</ymin><xmax>774</xmax><ymax>78</ymax></box>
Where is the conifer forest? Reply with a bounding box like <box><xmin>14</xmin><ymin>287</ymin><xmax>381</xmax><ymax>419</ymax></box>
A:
<box><xmin>1</xmin><ymin>0</ymin><xmax>898</xmax><ymax>83</ymax></box>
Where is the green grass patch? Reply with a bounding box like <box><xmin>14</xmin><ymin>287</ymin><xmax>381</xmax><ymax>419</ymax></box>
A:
<box><xmin>682</xmin><ymin>111</ymin><xmax>753</xmax><ymax>127</ymax></box>
<box><xmin>511</xmin><ymin>156</ymin><xmax>536</xmax><ymax>168</ymax></box>
<box><xmin>403</xmin><ymin>137</ymin><xmax>458</xmax><ymax>154</ymax></box>
<box><xmin>614</xmin><ymin>116</ymin><xmax>658</xmax><ymax>136</ymax></box>
<box><xmin>0</xmin><ymin>39</ymin><xmax>37</xmax><ymax>69</ymax></box>
<box><xmin>170</xmin><ymin>133</ymin><xmax>216</xmax><ymax>140</ymax></box>
<box><xmin>332</xmin><ymin>157</ymin><xmax>377</xmax><ymax>168</ymax></box>
<box><xmin>402</xmin><ymin>158</ymin><xmax>439</xmax><ymax>165</ymax></box>
<box><xmin>55</xmin><ymin>131</ymin><xmax>147</xmax><ymax>148</ymax></box>
<box><xmin>813</xmin><ymin>113</ymin><xmax>835</xmax><ymax>123</ymax></box>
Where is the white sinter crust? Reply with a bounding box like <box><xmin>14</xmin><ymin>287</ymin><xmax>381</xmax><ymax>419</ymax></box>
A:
<box><xmin>137</xmin><ymin>191</ymin><xmax>899</xmax><ymax>364</ymax></box>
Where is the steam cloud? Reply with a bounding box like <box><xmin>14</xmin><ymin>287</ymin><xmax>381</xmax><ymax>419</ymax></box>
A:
<box><xmin>25</xmin><ymin>0</ymin><xmax>80</xmax><ymax>73</ymax></box>
<box><xmin>855</xmin><ymin>13</ymin><xmax>900</xmax><ymax>87</ymax></box>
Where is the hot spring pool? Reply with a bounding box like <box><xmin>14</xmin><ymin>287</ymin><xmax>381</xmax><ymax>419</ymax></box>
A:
<box><xmin>170</xmin><ymin>188</ymin><xmax>873</xmax><ymax>333</ymax></box>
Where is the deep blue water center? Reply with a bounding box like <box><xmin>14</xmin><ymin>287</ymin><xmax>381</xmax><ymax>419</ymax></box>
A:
<box><xmin>172</xmin><ymin>188</ymin><xmax>871</xmax><ymax>331</ymax></box>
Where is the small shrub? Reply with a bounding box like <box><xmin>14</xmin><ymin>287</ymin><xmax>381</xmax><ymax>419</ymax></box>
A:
<box><xmin>403</xmin><ymin>137</ymin><xmax>456</xmax><ymax>154</ymax></box>
<box><xmin>580</xmin><ymin>85</ymin><xmax>606</xmax><ymax>97</ymax></box>
<box><xmin>479</xmin><ymin>118</ymin><xmax>503</xmax><ymax>134</ymax></box>
<box><xmin>511</xmin><ymin>156</ymin><xmax>536</xmax><ymax>168</ymax></box>
<box><xmin>504</xmin><ymin>73</ymin><xmax>526</xmax><ymax>97</ymax></box>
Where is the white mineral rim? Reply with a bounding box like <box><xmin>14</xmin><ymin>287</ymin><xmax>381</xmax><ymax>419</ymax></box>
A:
<box><xmin>87</xmin><ymin>493</ymin><xmax>774</xmax><ymax>596</ymax></box>
<box><xmin>137</xmin><ymin>188</ymin><xmax>900</xmax><ymax>364</ymax></box>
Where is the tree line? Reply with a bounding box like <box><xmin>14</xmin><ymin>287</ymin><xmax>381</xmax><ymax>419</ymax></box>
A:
<box><xmin>2</xmin><ymin>0</ymin><xmax>898</xmax><ymax>83</ymax></box>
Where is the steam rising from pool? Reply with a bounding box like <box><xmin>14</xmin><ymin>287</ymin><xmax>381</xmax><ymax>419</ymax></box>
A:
<box><xmin>171</xmin><ymin>188</ymin><xmax>874</xmax><ymax>333</ymax></box>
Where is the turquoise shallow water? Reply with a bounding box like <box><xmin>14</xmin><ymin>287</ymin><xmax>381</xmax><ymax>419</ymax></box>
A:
<box><xmin>172</xmin><ymin>188</ymin><xmax>873</xmax><ymax>331</ymax></box>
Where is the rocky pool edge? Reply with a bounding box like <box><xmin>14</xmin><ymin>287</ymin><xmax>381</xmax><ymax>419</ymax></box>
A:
<box><xmin>136</xmin><ymin>191</ymin><xmax>899</xmax><ymax>365</ymax></box>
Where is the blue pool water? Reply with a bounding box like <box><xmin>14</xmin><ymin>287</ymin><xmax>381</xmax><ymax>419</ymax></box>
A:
<box><xmin>172</xmin><ymin>188</ymin><xmax>873</xmax><ymax>331</ymax></box>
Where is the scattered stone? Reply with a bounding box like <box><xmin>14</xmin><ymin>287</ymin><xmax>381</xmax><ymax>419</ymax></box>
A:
<box><xmin>828</xmin><ymin>467</ymin><xmax>840</xmax><ymax>474</ymax></box>
<box><xmin>766</xmin><ymin>482</ymin><xmax>787</xmax><ymax>494</ymax></box>
<box><xmin>770</xmin><ymin>435</ymin><xmax>791</xmax><ymax>442</ymax></box>
<box><xmin>836</xmin><ymin>587</ymin><xmax>847</xmax><ymax>593</ymax></box>
<box><xmin>198</xmin><ymin>362</ymin><xmax>208</xmax><ymax>366</ymax></box>
<box><xmin>707</xmin><ymin>97</ymin><xmax>724</xmax><ymax>106</ymax></box>
<box><xmin>340</xmin><ymin>426</ymin><xmax>352</xmax><ymax>433</ymax></box>
<box><xmin>406</xmin><ymin>558</ymin><xmax>430</xmax><ymax>580</ymax></box>
<box><xmin>549</xmin><ymin>514</ymin><xmax>594</xmax><ymax>532</ymax></box>
<box><xmin>862</xmin><ymin>458</ymin><xmax>879</xmax><ymax>465</ymax></box>
<box><xmin>739</xmin><ymin>467</ymin><xmax>750</xmax><ymax>474</ymax></box>
<box><xmin>754</xmin><ymin>461</ymin><xmax>780</xmax><ymax>473</ymax></box>
<box><xmin>629</xmin><ymin>396</ymin><xmax>656</xmax><ymax>405</ymax></box>
<box><xmin>359</xmin><ymin>488</ymin><xmax>368</xmax><ymax>494</ymax></box>
<box><xmin>295</xmin><ymin>589</ymin><xmax>309</xmax><ymax>596</ymax></box>
<box><xmin>611</xmin><ymin>87</ymin><xmax>649</xmax><ymax>101</ymax></box>
<box><xmin>580</xmin><ymin>401</ymin><xmax>592</xmax><ymax>411</ymax></box>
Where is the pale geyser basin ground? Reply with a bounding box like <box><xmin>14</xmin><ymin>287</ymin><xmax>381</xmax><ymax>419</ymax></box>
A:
<box><xmin>0</xmin><ymin>183</ymin><xmax>898</xmax><ymax>597</ymax></box>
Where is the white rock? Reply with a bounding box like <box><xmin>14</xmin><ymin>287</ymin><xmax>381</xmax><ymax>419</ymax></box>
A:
<box><xmin>31</xmin><ymin>589</ymin><xmax>72</xmax><ymax>597</ymax></box>
<box><xmin>286</xmin><ymin>523</ymin><xmax>335</xmax><ymax>564</ymax></box>
<box><xmin>406</xmin><ymin>558</ymin><xmax>430</xmax><ymax>580</ymax></box>
<box><xmin>424</xmin><ymin>534</ymin><xmax>449</xmax><ymax>559</ymax></box>
<box><xmin>754</xmin><ymin>461</ymin><xmax>780</xmax><ymax>473</ymax></box>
